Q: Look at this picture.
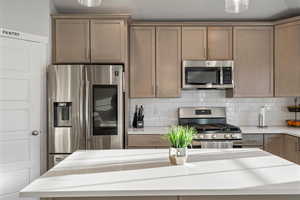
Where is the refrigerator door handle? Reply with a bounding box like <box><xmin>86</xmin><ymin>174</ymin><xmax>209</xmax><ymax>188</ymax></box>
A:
<box><xmin>79</xmin><ymin>83</ymin><xmax>85</xmax><ymax>150</ymax></box>
<box><xmin>85</xmin><ymin>80</ymin><xmax>91</xmax><ymax>149</ymax></box>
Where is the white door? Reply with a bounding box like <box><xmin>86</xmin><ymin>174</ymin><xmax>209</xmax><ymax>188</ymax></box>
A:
<box><xmin>0</xmin><ymin>33</ymin><xmax>46</xmax><ymax>200</ymax></box>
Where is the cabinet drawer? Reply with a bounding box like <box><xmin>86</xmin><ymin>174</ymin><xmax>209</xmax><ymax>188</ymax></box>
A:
<box><xmin>128</xmin><ymin>134</ymin><xmax>169</xmax><ymax>148</ymax></box>
<box><xmin>242</xmin><ymin>134</ymin><xmax>264</xmax><ymax>146</ymax></box>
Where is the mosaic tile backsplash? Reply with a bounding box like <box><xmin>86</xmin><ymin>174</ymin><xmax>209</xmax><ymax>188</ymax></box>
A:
<box><xmin>129</xmin><ymin>90</ymin><xmax>295</xmax><ymax>127</ymax></box>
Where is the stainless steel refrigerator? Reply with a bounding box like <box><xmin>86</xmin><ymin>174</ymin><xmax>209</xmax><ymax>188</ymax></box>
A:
<box><xmin>47</xmin><ymin>65</ymin><xmax>124</xmax><ymax>168</ymax></box>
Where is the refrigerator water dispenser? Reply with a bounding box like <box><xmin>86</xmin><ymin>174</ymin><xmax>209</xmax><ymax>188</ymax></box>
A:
<box><xmin>54</xmin><ymin>102</ymin><xmax>72</xmax><ymax>127</ymax></box>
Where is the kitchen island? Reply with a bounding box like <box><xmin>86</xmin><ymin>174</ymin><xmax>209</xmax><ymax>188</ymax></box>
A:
<box><xmin>20</xmin><ymin>149</ymin><xmax>300</xmax><ymax>200</ymax></box>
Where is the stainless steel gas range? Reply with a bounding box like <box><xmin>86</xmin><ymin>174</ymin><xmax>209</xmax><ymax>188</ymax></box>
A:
<box><xmin>178</xmin><ymin>107</ymin><xmax>242</xmax><ymax>148</ymax></box>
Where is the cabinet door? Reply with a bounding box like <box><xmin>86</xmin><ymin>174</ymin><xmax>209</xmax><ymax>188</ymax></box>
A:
<box><xmin>264</xmin><ymin>134</ymin><xmax>284</xmax><ymax>157</ymax></box>
<box><xmin>90</xmin><ymin>20</ymin><xmax>125</xmax><ymax>63</ymax></box>
<box><xmin>128</xmin><ymin>134</ymin><xmax>169</xmax><ymax>148</ymax></box>
<box><xmin>182</xmin><ymin>27</ymin><xmax>207</xmax><ymax>60</ymax></box>
<box><xmin>242</xmin><ymin>134</ymin><xmax>263</xmax><ymax>148</ymax></box>
<box><xmin>130</xmin><ymin>26</ymin><xmax>156</xmax><ymax>98</ymax></box>
<box><xmin>232</xmin><ymin>26</ymin><xmax>274</xmax><ymax>97</ymax></box>
<box><xmin>54</xmin><ymin>19</ymin><xmax>90</xmax><ymax>63</ymax></box>
<box><xmin>208</xmin><ymin>26</ymin><xmax>233</xmax><ymax>60</ymax></box>
<box><xmin>284</xmin><ymin>135</ymin><xmax>300</xmax><ymax>164</ymax></box>
<box><xmin>156</xmin><ymin>27</ymin><xmax>181</xmax><ymax>97</ymax></box>
<box><xmin>275</xmin><ymin>22</ymin><xmax>300</xmax><ymax>97</ymax></box>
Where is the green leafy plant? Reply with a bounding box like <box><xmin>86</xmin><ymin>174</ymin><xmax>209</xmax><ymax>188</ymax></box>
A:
<box><xmin>165</xmin><ymin>126</ymin><xmax>197</xmax><ymax>148</ymax></box>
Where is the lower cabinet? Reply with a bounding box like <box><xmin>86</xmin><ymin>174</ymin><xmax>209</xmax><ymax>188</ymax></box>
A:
<box><xmin>127</xmin><ymin>133</ymin><xmax>300</xmax><ymax>165</ymax></box>
<box><xmin>128</xmin><ymin>134</ymin><xmax>169</xmax><ymax>148</ymax></box>
<box><xmin>263</xmin><ymin>134</ymin><xmax>285</xmax><ymax>158</ymax></box>
<box><xmin>180</xmin><ymin>196</ymin><xmax>300</xmax><ymax>200</ymax></box>
<box><xmin>284</xmin><ymin>135</ymin><xmax>300</xmax><ymax>164</ymax></box>
<box><xmin>45</xmin><ymin>197</ymin><xmax>177</xmax><ymax>200</ymax></box>
<box><xmin>242</xmin><ymin>134</ymin><xmax>264</xmax><ymax>149</ymax></box>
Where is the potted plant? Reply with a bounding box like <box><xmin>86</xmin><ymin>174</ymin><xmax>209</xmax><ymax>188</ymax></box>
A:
<box><xmin>165</xmin><ymin>126</ymin><xmax>196</xmax><ymax>165</ymax></box>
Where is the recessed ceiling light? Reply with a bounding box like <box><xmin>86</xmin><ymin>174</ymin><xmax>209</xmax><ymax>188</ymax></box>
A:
<box><xmin>225</xmin><ymin>0</ymin><xmax>249</xmax><ymax>13</ymax></box>
<box><xmin>78</xmin><ymin>0</ymin><xmax>102</xmax><ymax>7</ymax></box>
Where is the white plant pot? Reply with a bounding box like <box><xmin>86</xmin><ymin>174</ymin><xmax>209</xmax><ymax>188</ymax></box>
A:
<box><xmin>169</xmin><ymin>147</ymin><xmax>188</xmax><ymax>165</ymax></box>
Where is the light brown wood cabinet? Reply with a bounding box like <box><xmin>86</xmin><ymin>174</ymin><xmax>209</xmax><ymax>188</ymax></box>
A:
<box><xmin>90</xmin><ymin>19</ymin><xmax>126</xmax><ymax>63</ymax></box>
<box><xmin>130</xmin><ymin>26</ymin><xmax>156</xmax><ymax>98</ymax></box>
<box><xmin>49</xmin><ymin>197</ymin><xmax>177</xmax><ymax>200</ymax></box>
<box><xmin>182</xmin><ymin>26</ymin><xmax>207</xmax><ymax>60</ymax></box>
<box><xmin>284</xmin><ymin>135</ymin><xmax>300</xmax><ymax>164</ymax></box>
<box><xmin>180</xmin><ymin>196</ymin><xmax>300</xmax><ymax>200</ymax></box>
<box><xmin>182</xmin><ymin>26</ymin><xmax>232</xmax><ymax>60</ymax></box>
<box><xmin>227</xmin><ymin>26</ymin><xmax>274</xmax><ymax>98</ymax></box>
<box><xmin>53</xmin><ymin>18</ymin><xmax>127</xmax><ymax>64</ymax></box>
<box><xmin>54</xmin><ymin>19</ymin><xmax>90</xmax><ymax>63</ymax></box>
<box><xmin>242</xmin><ymin>134</ymin><xmax>264</xmax><ymax>149</ymax></box>
<box><xmin>263</xmin><ymin>134</ymin><xmax>285</xmax><ymax>158</ymax></box>
<box><xmin>156</xmin><ymin>27</ymin><xmax>181</xmax><ymax>97</ymax></box>
<box><xmin>130</xmin><ymin>26</ymin><xmax>181</xmax><ymax>98</ymax></box>
<box><xmin>128</xmin><ymin>134</ymin><xmax>169</xmax><ymax>148</ymax></box>
<box><xmin>275</xmin><ymin>21</ymin><xmax>300</xmax><ymax>97</ymax></box>
<box><xmin>207</xmin><ymin>26</ymin><xmax>233</xmax><ymax>60</ymax></box>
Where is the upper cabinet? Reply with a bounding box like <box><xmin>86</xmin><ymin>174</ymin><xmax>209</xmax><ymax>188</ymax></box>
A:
<box><xmin>54</xmin><ymin>19</ymin><xmax>90</xmax><ymax>63</ymax></box>
<box><xmin>275</xmin><ymin>21</ymin><xmax>300</xmax><ymax>97</ymax></box>
<box><xmin>207</xmin><ymin>26</ymin><xmax>233</xmax><ymax>60</ymax></box>
<box><xmin>227</xmin><ymin>26</ymin><xmax>274</xmax><ymax>98</ymax></box>
<box><xmin>130</xmin><ymin>26</ymin><xmax>156</xmax><ymax>98</ymax></box>
<box><xmin>129</xmin><ymin>26</ymin><xmax>181</xmax><ymax>98</ymax></box>
<box><xmin>90</xmin><ymin>20</ymin><xmax>126</xmax><ymax>63</ymax></box>
<box><xmin>52</xmin><ymin>17</ymin><xmax>128</xmax><ymax>64</ymax></box>
<box><xmin>182</xmin><ymin>27</ymin><xmax>207</xmax><ymax>60</ymax></box>
<box><xmin>156</xmin><ymin>27</ymin><xmax>182</xmax><ymax>98</ymax></box>
<box><xmin>182</xmin><ymin>26</ymin><xmax>233</xmax><ymax>60</ymax></box>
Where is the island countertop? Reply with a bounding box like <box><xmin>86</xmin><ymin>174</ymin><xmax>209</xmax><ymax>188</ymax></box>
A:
<box><xmin>20</xmin><ymin>149</ymin><xmax>300</xmax><ymax>198</ymax></box>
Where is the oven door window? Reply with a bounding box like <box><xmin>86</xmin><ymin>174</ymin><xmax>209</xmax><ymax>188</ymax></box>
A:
<box><xmin>185</xmin><ymin>67</ymin><xmax>221</xmax><ymax>85</ymax></box>
<box><xmin>93</xmin><ymin>85</ymin><xmax>118</xmax><ymax>136</ymax></box>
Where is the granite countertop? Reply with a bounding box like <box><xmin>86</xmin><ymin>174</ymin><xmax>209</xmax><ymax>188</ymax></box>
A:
<box><xmin>128</xmin><ymin>126</ymin><xmax>300</xmax><ymax>138</ymax></box>
<box><xmin>20</xmin><ymin>149</ymin><xmax>300</xmax><ymax>198</ymax></box>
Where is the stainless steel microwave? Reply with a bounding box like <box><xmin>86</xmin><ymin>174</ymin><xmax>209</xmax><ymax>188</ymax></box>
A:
<box><xmin>182</xmin><ymin>60</ymin><xmax>234</xmax><ymax>89</ymax></box>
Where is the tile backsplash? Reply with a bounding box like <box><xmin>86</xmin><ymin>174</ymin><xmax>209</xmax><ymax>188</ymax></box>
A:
<box><xmin>129</xmin><ymin>90</ymin><xmax>295</xmax><ymax>127</ymax></box>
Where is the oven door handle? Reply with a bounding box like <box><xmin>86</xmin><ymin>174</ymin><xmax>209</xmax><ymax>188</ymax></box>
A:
<box><xmin>192</xmin><ymin>140</ymin><xmax>243</xmax><ymax>149</ymax></box>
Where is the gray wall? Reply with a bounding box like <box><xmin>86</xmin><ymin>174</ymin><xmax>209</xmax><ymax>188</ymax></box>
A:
<box><xmin>0</xmin><ymin>0</ymin><xmax>51</xmax><ymax>37</ymax></box>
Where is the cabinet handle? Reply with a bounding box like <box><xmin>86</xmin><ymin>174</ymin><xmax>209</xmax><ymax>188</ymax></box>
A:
<box><xmin>204</xmin><ymin>47</ymin><xmax>207</xmax><ymax>59</ymax></box>
<box><xmin>122</xmin><ymin>72</ymin><xmax>126</xmax><ymax>93</ymax></box>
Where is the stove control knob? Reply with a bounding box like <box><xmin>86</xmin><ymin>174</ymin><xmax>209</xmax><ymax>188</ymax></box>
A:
<box><xmin>225</xmin><ymin>134</ymin><xmax>231</xmax><ymax>139</ymax></box>
<box><xmin>212</xmin><ymin>134</ymin><xmax>217</xmax><ymax>139</ymax></box>
<box><xmin>231</xmin><ymin>134</ymin><xmax>238</xmax><ymax>139</ymax></box>
<box><xmin>199</xmin><ymin>135</ymin><xmax>204</xmax><ymax>139</ymax></box>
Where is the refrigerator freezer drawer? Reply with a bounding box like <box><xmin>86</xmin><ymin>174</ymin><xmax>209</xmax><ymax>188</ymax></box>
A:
<box><xmin>48</xmin><ymin>154</ymin><xmax>69</xmax><ymax>169</ymax></box>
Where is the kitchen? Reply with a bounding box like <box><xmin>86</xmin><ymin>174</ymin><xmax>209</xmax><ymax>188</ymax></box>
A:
<box><xmin>1</xmin><ymin>0</ymin><xmax>300</xmax><ymax>200</ymax></box>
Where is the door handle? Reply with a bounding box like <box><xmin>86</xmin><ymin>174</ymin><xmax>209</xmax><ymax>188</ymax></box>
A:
<box><xmin>32</xmin><ymin>130</ymin><xmax>40</xmax><ymax>136</ymax></box>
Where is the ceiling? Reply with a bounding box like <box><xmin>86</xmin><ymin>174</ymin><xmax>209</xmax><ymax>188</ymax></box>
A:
<box><xmin>53</xmin><ymin>0</ymin><xmax>300</xmax><ymax>20</ymax></box>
